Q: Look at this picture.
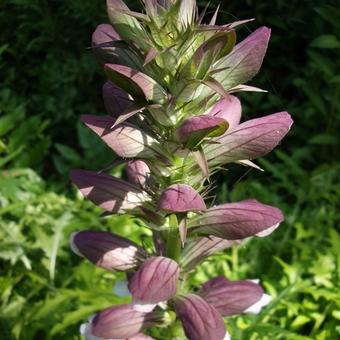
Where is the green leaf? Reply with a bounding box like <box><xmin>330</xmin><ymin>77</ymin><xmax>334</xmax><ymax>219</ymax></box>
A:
<box><xmin>311</xmin><ymin>35</ymin><xmax>340</xmax><ymax>49</ymax></box>
<box><xmin>291</xmin><ymin>315</ymin><xmax>311</xmax><ymax>328</ymax></box>
<box><xmin>0</xmin><ymin>106</ymin><xmax>25</xmax><ymax>137</ymax></box>
<box><xmin>49</xmin><ymin>212</ymin><xmax>73</xmax><ymax>281</ymax></box>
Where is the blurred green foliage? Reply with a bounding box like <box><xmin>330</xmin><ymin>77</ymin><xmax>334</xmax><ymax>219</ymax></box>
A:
<box><xmin>0</xmin><ymin>0</ymin><xmax>339</xmax><ymax>339</ymax></box>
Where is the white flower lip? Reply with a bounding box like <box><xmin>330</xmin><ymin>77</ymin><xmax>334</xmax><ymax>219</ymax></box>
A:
<box><xmin>80</xmin><ymin>321</ymin><xmax>107</xmax><ymax>340</ymax></box>
<box><xmin>70</xmin><ymin>232</ymin><xmax>83</xmax><ymax>257</ymax></box>
<box><xmin>256</xmin><ymin>223</ymin><xmax>280</xmax><ymax>237</ymax></box>
<box><xmin>223</xmin><ymin>330</ymin><xmax>231</xmax><ymax>340</ymax></box>
<box><xmin>248</xmin><ymin>278</ymin><xmax>260</xmax><ymax>284</ymax></box>
<box><xmin>244</xmin><ymin>293</ymin><xmax>272</xmax><ymax>314</ymax></box>
<box><xmin>132</xmin><ymin>299</ymin><xmax>157</xmax><ymax>313</ymax></box>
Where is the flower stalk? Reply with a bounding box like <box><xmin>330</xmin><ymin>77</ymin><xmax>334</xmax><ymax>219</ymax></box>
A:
<box><xmin>70</xmin><ymin>1</ymin><xmax>293</xmax><ymax>339</ymax></box>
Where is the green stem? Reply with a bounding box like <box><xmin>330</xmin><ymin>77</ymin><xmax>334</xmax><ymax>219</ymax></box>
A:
<box><xmin>166</xmin><ymin>228</ymin><xmax>182</xmax><ymax>262</ymax></box>
<box><xmin>167</xmin><ymin>320</ymin><xmax>186</xmax><ymax>339</ymax></box>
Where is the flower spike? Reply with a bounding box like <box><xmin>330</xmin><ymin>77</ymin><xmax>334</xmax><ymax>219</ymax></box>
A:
<box><xmin>70</xmin><ymin>1</ymin><xmax>293</xmax><ymax>338</ymax></box>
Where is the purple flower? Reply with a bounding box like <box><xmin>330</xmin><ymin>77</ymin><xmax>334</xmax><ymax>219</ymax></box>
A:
<box><xmin>175</xmin><ymin>115</ymin><xmax>229</xmax><ymax>149</ymax></box>
<box><xmin>157</xmin><ymin>184</ymin><xmax>206</xmax><ymax>213</ymax></box>
<box><xmin>70</xmin><ymin>231</ymin><xmax>146</xmax><ymax>271</ymax></box>
<box><xmin>81</xmin><ymin>115</ymin><xmax>166</xmax><ymax>160</ymax></box>
<box><xmin>91</xmin><ymin>24</ymin><xmax>119</xmax><ymax>64</ymax></box>
<box><xmin>175</xmin><ymin>294</ymin><xmax>228</xmax><ymax>340</ymax></box>
<box><xmin>87</xmin><ymin>304</ymin><xmax>161</xmax><ymax>339</ymax></box>
<box><xmin>207</xmin><ymin>95</ymin><xmax>241</xmax><ymax>129</ymax></box>
<box><xmin>188</xmin><ymin>199</ymin><xmax>284</xmax><ymax>239</ymax></box>
<box><xmin>71</xmin><ymin>2</ymin><xmax>293</xmax><ymax>339</ymax></box>
<box><xmin>126</xmin><ymin>160</ymin><xmax>151</xmax><ymax>187</ymax></box>
<box><xmin>205</xmin><ymin>111</ymin><xmax>293</xmax><ymax>167</ymax></box>
<box><xmin>128</xmin><ymin>256</ymin><xmax>179</xmax><ymax>307</ymax></box>
<box><xmin>103</xmin><ymin>81</ymin><xmax>132</xmax><ymax>118</ymax></box>
<box><xmin>199</xmin><ymin>276</ymin><xmax>271</xmax><ymax>316</ymax></box>
<box><xmin>213</xmin><ymin>26</ymin><xmax>271</xmax><ymax>90</ymax></box>
<box><xmin>70</xmin><ymin>169</ymin><xmax>149</xmax><ymax>213</ymax></box>
<box><xmin>105</xmin><ymin>64</ymin><xmax>166</xmax><ymax>103</ymax></box>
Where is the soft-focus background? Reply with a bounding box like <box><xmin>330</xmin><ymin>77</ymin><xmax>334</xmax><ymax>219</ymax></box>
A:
<box><xmin>1</xmin><ymin>0</ymin><xmax>339</xmax><ymax>339</ymax></box>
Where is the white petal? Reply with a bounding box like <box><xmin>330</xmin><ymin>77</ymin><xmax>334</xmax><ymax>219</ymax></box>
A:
<box><xmin>157</xmin><ymin>301</ymin><xmax>168</xmax><ymax>310</ymax></box>
<box><xmin>223</xmin><ymin>331</ymin><xmax>231</xmax><ymax>340</ymax></box>
<box><xmin>244</xmin><ymin>293</ymin><xmax>272</xmax><ymax>314</ymax></box>
<box><xmin>113</xmin><ymin>280</ymin><xmax>131</xmax><ymax>297</ymax></box>
<box><xmin>70</xmin><ymin>232</ymin><xmax>83</xmax><ymax>257</ymax></box>
<box><xmin>80</xmin><ymin>323</ymin><xmax>87</xmax><ymax>336</ymax></box>
<box><xmin>79</xmin><ymin>322</ymin><xmax>107</xmax><ymax>340</ymax></box>
<box><xmin>248</xmin><ymin>279</ymin><xmax>260</xmax><ymax>284</ymax></box>
<box><xmin>237</xmin><ymin>159</ymin><xmax>264</xmax><ymax>171</ymax></box>
<box><xmin>132</xmin><ymin>299</ymin><xmax>157</xmax><ymax>312</ymax></box>
<box><xmin>256</xmin><ymin>223</ymin><xmax>280</xmax><ymax>237</ymax></box>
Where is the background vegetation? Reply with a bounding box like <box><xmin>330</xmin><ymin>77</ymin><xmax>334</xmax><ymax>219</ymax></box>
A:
<box><xmin>1</xmin><ymin>0</ymin><xmax>339</xmax><ymax>339</ymax></box>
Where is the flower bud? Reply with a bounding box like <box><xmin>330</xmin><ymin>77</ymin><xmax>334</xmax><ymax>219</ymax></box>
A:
<box><xmin>70</xmin><ymin>231</ymin><xmax>146</xmax><ymax>271</ymax></box>
<box><xmin>175</xmin><ymin>115</ymin><xmax>228</xmax><ymax>149</ymax></box>
<box><xmin>207</xmin><ymin>96</ymin><xmax>241</xmax><ymax>129</ymax></box>
<box><xmin>90</xmin><ymin>304</ymin><xmax>160</xmax><ymax>339</ymax></box>
<box><xmin>158</xmin><ymin>184</ymin><xmax>206</xmax><ymax>213</ymax></box>
<box><xmin>213</xmin><ymin>26</ymin><xmax>271</xmax><ymax>90</ymax></box>
<box><xmin>81</xmin><ymin>115</ymin><xmax>166</xmax><ymax>160</ymax></box>
<box><xmin>127</xmin><ymin>160</ymin><xmax>151</xmax><ymax>187</ymax></box>
<box><xmin>189</xmin><ymin>199</ymin><xmax>283</xmax><ymax>240</ymax></box>
<box><xmin>70</xmin><ymin>169</ymin><xmax>149</xmax><ymax>213</ymax></box>
<box><xmin>128</xmin><ymin>256</ymin><xmax>179</xmax><ymax>304</ymax></box>
<box><xmin>199</xmin><ymin>276</ymin><xmax>271</xmax><ymax>316</ymax></box>
<box><xmin>103</xmin><ymin>81</ymin><xmax>132</xmax><ymax>118</ymax></box>
<box><xmin>205</xmin><ymin>111</ymin><xmax>293</xmax><ymax>167</ymax></box>
<box><xmin>105</xmin><ymin>64</ymin><xmax>166</xmax><ymax>103</ymax></box>
<box><xmin>175</xmin><ymin>294</ymin><xmax>227</xmax><ymax>340</ymax></box>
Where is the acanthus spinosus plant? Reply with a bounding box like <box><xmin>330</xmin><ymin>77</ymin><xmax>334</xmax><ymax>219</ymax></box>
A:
<box><xmin>69</xmin><ymin>1</ymin><xmax>293</xmax><ymax>339</ymax></box>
